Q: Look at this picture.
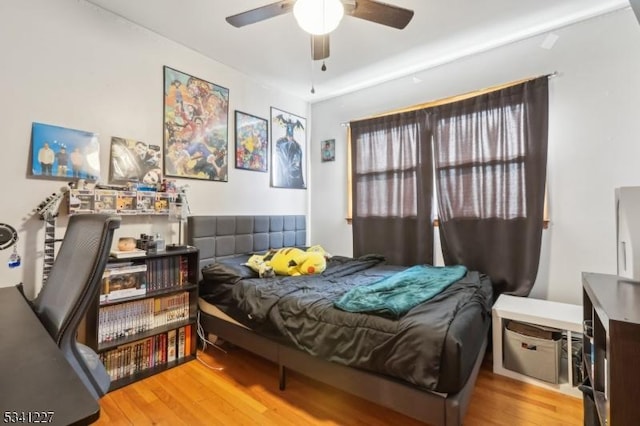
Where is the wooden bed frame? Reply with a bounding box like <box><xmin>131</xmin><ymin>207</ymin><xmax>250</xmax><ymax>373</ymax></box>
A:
<box><xmin>187</xmin><ymin>215</ymin><xmax>488</xmax><ymax>426</ymax></box>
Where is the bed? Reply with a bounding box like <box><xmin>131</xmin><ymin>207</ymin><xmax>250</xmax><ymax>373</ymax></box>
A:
<box><xmin>187</xmin><ymin>215</ymin><xmax>493</xmax><ymax>425</ymax></box>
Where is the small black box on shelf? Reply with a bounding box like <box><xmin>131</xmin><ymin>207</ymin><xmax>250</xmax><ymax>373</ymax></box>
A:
<box><xmin>570</xmin><ymin>337</ymin><xmax>583</xmax><ymax>386</ymax></box>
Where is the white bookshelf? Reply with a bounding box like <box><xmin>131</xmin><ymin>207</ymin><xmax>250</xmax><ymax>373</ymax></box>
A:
<box><xmin>492</xmin><ymin>294</ymin><xmax>583</xmax><ymax>398</ymax></box>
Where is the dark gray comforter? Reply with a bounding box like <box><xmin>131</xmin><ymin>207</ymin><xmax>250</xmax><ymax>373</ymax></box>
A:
<box><xmin>228</xmin><ymin>255</ymin><xmax>493</xmax><ymax>391</ymax></box>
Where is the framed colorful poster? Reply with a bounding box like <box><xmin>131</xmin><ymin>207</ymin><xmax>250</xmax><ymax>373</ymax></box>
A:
<box><xmin>321</xmin><ymin>139</ymin><xmax>336</xmax><ymax>162</ymax></box>
<box><xmin>234</xmin><ymin>110</ymin><xmax>268</xmax><ymax>172</ymax></box>
<box><xmin>163</xmin><ymin>66</ymin><xmax>229</xmax><ymax>181</ymax></box>
<box><xmin>29</xmin><ymin>122</ymin><xmax>100</xmax><ymax>181</ymax></box>
<box><xmin>109</xmin><ymin>136</ymin><xmax>163</xmax><ymax>185</ymax></box>
<box><xmin>270</xmin><ymin>107</ymin><xmax>306</xmax><ymax>189</ymax></box>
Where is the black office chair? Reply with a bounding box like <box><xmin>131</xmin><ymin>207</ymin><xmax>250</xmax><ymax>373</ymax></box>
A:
<box><xmin>31</xmin><ymin>213</ymin><xmax>121</xmax><ymax>399</ymax></box>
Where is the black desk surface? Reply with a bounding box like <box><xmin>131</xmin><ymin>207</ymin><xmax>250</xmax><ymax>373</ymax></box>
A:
<box><xmin>0</xmin><ymin>286</ymin><xmax>100</xmax><ymax>425</ymax></box>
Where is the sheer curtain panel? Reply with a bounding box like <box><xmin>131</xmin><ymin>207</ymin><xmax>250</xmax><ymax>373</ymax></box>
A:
<box><xmin>432</xmin><ymin>77</ymin><xmax>549</xmax><ymax>296</ymax></box>
<box><xmin>350</xmin><ymin>111</ymin><xmax>433</xmax><ymax>265</ymax></box>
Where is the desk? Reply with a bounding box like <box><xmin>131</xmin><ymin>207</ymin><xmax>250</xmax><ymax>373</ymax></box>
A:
<box><xmin>0</xmin><ymin>286</ymin><xmax>100</xmax><ymax>425</ymax></box>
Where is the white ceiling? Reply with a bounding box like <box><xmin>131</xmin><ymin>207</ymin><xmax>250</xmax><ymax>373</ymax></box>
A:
<box><xmin>86</xmin><ymin>0</ymin><xmax>629</xmax><ymax>103</ymax></box>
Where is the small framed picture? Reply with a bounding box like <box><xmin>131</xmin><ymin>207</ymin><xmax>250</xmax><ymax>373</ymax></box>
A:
<box><xmin>321</xmin><ymin>139</ymin><xmax>335</xmax><ymax>162</ymax></box>
<box><xmin>109</xmin><ymin>136</ymin><xmax>163</xmax><ymax>185</ymax></box>
<box><xmin>234</xmin><ymin>110</ymin><xmax>268</xmax><ymax>172</ymax></box>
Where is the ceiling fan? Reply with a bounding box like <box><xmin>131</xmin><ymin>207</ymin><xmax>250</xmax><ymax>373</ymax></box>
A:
<box><xmin>226</xmin><ymin>0</ymin><xmax>414</xmax><ymax>61</ymax></box>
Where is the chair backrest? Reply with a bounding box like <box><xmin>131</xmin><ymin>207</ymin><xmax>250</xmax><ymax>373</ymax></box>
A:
<box><xmin>32</xmin><ymin>214</ymin><xmax>120</xmax><ymax>344</ymax></box>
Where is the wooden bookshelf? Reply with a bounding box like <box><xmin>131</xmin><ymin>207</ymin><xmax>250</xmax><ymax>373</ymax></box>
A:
<box><xmin>82</xmin><ymin>247</ymin><xmax>199</xmax><ymax>392</ymax></box>
<box><xmin>582</xmin><ymin>272</ymin><xmax>640</xmax><ymax>425</ymax></box>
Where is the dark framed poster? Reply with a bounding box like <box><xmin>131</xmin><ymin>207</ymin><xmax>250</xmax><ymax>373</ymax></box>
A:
<box><xmin>163</xmin><ymin>66</ymin><xmax>229</xmax><ymax>181</ymax></box>
<box><xmin>270</xmin><ymin>107</ymin><xmax>306</xmax><ymax>189</ymax></box>
<box><xmin>234</xmin><ymin>110</ymin><xmax>268</xmax><ymax>172</ymax></box>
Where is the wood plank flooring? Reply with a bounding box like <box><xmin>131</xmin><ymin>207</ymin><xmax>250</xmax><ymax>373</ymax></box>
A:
<box><xmin>96</xmin><ymin>346</ymin><xmax>583</xmax><ymax>425</ymax></box>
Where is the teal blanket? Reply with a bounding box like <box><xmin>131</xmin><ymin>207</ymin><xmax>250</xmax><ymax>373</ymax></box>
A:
<box><xmin>334</xmin><ymin>264</ymin><xmax>468</xmax><ymax>318</ymax></box>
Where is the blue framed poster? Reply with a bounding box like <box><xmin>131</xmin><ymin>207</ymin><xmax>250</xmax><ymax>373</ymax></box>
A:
<box><xmin>30</xmin><ymin>122</ymin><xmax>100</xmax><ymax>181</ymax></box>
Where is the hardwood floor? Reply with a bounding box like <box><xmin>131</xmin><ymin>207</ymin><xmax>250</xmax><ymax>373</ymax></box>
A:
<box><xmin>96</xmin><ymin>346</ymin><xmax>583</xmax><ymax>425</ymax></box>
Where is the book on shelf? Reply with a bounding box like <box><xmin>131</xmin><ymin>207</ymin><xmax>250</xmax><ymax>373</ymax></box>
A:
<box><xmin>167</xmin><ymin>329</ymin><xmax>177</xmax><ymax>363</ymax></box>
<box><xmin>100</xmin><ymin>263</ymin><xmax>147</xmax><ymax>303</ymax></box>
<box><xmin>146</xmin><ymin>256</ymin><xmax>189</xmax><ymax>291</ymax></box>
<box><xmin>180</xmin><ymin>256</ymin><xmax>189</xmax><ymax>285</ymax></box>
<box><xmin>184</xmin><ymin>324</ymin><xmax>191</xmax><ymax>358</ymax></box>
<box><xmin>98</xmin><ymin>298</ymin><xmax>154</xmax><ymax>343</ymax></box>
<box><xmin>110</xmin><ymin>248</ymin><xmax>146</xmax><ymax>259</ymax></box>
<box><xmin>100</xmin><ymin>335</ymin><xmax>170</xmax><ymax>381</ymax></box>
<box><xmin>152</xmin><ymin>292</ymin><xmax>189</xmax><ymax>326</ymax></box>
<box><xmin>177</xmin><ymin>326</ymin><xmax>186</xmax><ymax>359</ymax></box>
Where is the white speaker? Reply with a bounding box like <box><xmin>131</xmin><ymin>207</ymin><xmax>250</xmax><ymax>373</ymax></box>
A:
<box><xmin>615</xmin><ymin>187</ymin><xmax>640</xmax><ymax>279</ymax></box>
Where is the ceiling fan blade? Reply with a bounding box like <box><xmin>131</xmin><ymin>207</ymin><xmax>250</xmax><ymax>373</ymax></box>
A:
<box><xmin>311</xmin><ymin>34</ymin><xmax>330</xmax><ymax>60</ymax></box>
<box><xmin>226</xmin><ymin>1</ymin><xmax>295</xmax><ymax>28</ymax></box>
<box><xmin>345</xmin><ymin>0</ymin><xmax>414</xmax><ymax>29</ymax></box>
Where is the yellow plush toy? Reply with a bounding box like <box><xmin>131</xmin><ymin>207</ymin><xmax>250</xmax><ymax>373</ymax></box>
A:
<box><xmin>270</xmin><ymin>247</ymin><xmax>327</xmax><ymax>276</ymax></box>
<box><xmin>270</xmin><ymin>248</ymin><xmax>304</xmax><ymax>276</ymax></box>
<box><xmin>307</xmin><ymin>244</ymin><xmax>332</xmax><ymax>258</ymax></box>
<box><xmin>292</xmin><ymin>251</ymin><xmax>327</xmax><ymax>276</ymax></box>
<box><xmin>244</xmin><ymin>253</ymin><xmax>275</xmax><ymax>278</ymax></box>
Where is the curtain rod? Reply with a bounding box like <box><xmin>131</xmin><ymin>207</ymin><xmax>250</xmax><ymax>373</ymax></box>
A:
<box><xmin>342</xmin><ymin>71</ymin><xmax>558</xmax><ymax>126</ymax></box>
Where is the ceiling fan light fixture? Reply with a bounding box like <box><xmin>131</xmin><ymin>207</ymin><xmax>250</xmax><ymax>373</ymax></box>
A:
<box><xmin>293</xmin><ymin>0</ymin><xmax>344</xmax><ymax>35</ymax></box>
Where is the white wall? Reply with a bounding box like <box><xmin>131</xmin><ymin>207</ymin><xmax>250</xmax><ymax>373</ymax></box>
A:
<box><xmin>3</xmin><ymin>2</ymin><xmax>638</xmax><ymax>306</ymax></box>
<box><xmin>310</xmin><ymin>8</ymin><xmax>640</xmax><ymax>305</ymax></box>
<box><xmin>0</xmin><ymin>0</ymin><xmax>308</xmax><ymax>297</ymax></box>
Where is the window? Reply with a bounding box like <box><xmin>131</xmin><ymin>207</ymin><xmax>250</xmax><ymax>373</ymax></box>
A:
<box><xmin>349</xmin><ymin>110</ymin><xmax>433</xmax><ymax>265</ymax></box>
<box><xmin>348</xmin><ymin>76</ymin><xmax>550</xmax><ymax>295</ymax></box>
<box><xmin>348</xmin><ymin>76</ymin><xmax>550</xmax><ymax>228</ymax></box>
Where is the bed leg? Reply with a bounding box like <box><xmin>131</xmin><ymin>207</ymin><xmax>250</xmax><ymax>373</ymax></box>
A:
<box><xmin>279</xmin><ymin>364</ymin><xmax>286</xmax><ymax>391</ymax></box>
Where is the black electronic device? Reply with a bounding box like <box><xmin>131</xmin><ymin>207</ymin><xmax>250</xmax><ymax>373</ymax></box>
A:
<box><xmin>0</xmin><ymin>223</ymin><xmax>18</xmax><ymax>250</ymax></box>
<box><xmin>166</xmin><ymin>243</ymin><xmax>188</xmax><ymax>251</ymax></box>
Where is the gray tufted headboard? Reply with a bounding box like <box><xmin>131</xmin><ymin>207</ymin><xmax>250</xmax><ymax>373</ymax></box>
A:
<box><xmin>186</xmin><ymin>215</ymin><xmax>306</xmax><ymax>278</ymax></box>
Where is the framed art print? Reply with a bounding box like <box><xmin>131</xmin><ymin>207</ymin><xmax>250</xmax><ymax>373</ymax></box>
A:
<box><xmin>163</xmin><ymin>66</ymin><xmax>229</xmax><ymax>181</ymax></box>
<box><xmin>109</xmin><ymin>136</ymin><xmax>163</xmax><ymax>185</ymax></box>
<box><xmin>270</xmin><ymin>107</ymin><xmax>306</xmax><ymax>189</ymax></box>
<box><xmin>321</xmin><ymin>139</ymin><xmax>335</xmax><ymax>162</ymax></box>
<box><xmin>29</xmin><ymin>122</ymin><xmax>100</xmax><ymax>181</ymax></box>
<box><xmin>234</xmin><ymin>110</ymin><xmax>268</xmax><ymax>172</ymax></box>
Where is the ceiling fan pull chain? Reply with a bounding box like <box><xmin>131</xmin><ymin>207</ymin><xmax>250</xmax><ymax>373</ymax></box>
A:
<box><xmin>310</xmin><ymin>57</ymin><xmax>316</xmax><ymax>94</ymax></box>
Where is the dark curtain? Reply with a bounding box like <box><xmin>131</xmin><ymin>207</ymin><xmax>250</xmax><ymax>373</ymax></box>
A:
<box><xmin>350</xmin><ymin>110</ymin><xmax>433</xmax><ymax>266</ymax></box>
<box><xmin>432</xmin><ymin>77</ymin><xmax>549</xmax><ymax>295</ymax></box>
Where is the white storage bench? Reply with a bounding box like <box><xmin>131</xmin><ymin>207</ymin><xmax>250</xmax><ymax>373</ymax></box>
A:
<box><xmin>492</xmin><ymin>294</ymin><xmax>583</xmax><ymax>397</ymax></box>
